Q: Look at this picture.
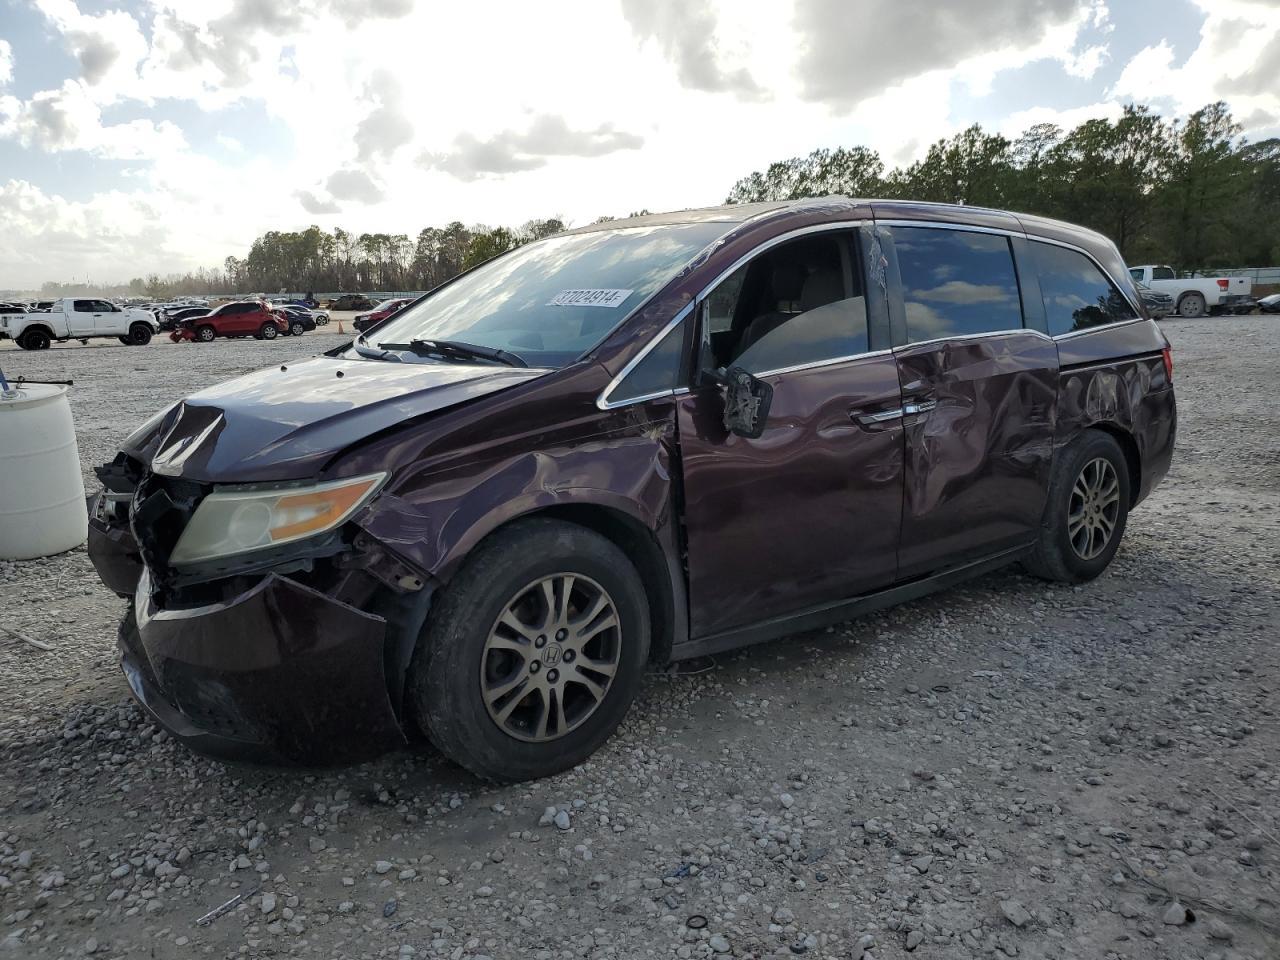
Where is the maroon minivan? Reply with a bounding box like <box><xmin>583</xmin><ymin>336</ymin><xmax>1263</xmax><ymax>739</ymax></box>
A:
<box><xmin>88</xmin><ymin>198</ymin><xmax>1175</xmax><ymax>781</ymax></box>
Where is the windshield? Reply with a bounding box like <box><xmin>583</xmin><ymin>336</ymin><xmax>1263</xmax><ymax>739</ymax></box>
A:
<box><xmin>357</xmin><ymin>222</ymin><xmax>726</xmax><ymax>367</ymax></box>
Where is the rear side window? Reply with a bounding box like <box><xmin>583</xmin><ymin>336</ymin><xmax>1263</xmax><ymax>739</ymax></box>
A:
<box><xmin>72</xmin><ymin>300</ymin><xmax>94</xmax><ymax>312</ymax></box>
<box><xmin>892</xmin><ymin>227</ymin><xmax>1023</xmax><ymax>342</ymax></box>
<box><xmin>609</xmin><ymin>316</ymin><xmax>687</xmax><ymax>404</ymax></box>
<box><xmin>1029</xmin><ymin>242</ymin><xmax>1137</xmax><ymax>336</ymax></box>
<box><xmin>1151</xmin><ymin>266</ymin><xmax>1175</xmax><ymax>281</ymax></box>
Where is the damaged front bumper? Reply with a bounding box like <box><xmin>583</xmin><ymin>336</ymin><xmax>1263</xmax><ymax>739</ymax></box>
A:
<box><xmin>122</xmin><ymin>569</ymin><xmax>406</xmax><ymax>763</ymax></box>
<box><xmin>88</xmin><ymin>468</ymin><xmax>433</xmax><ymax>765</ymax></box>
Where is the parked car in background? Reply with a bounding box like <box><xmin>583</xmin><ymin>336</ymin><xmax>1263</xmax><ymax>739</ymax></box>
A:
<box><xmin>29</xmin><ymin>300</ymin><xmax>56</xmax><ymax>312</ymax></box>
<box><xmin>1135</xmin><ymin>281</ymin><xmax>1174</xmax><ymax>319</ymax></box>
<box><xmin>87</xmin><ymin>198</ymin><xmax>1176</xmax><ymax>781</ymax></box>
<box><xmin>0</xmin><ymin>301</ymin><xmax>27</xmax><ymax>313</ymax></box>
<box><xmin>353</xmin><ymin>297</ymin><xmax>414</xmax><ymax>332</ymax></box>
<box><xmin>1128</xmin><ymin>265</ymin><xmax>1252</xmax><ymax>318</ymax></box>
<box><xmin>1258</xmin><ymin>292</ymin><xmax>1280</xmax><ymax>314</ymax></box>
<box><xmin>160</xmin><ymin>306</ymin><xmax>211</xmax><ymax>331</ymax></box>
<box><xmin>1</xmin><ymin>298</ymin><xmax>158</xmax><ymax>349</ymax></box>
<box><xmin>328</xmin><ymin>294</ymin><xmax>377</xmax><ymax>311</ymax></box>
<box><xmin>272</xmin><ymin>307</ymin><xmax>317</xmax><ymax>336</ymax></box>
<box><xmin>171</xmin><ymin>300</ymin><xmax>285</xmax><ymax>342</ymax></box>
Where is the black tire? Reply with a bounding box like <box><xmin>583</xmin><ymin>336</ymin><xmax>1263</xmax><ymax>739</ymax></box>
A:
<box><xmin>196</xmin><ymin>325</ymin><xmax>216</xmax><ymax>342</ymax></box>
<box><xmin>1024</xmin><ymin>430</ymin><xmax>1131</xmax><ymax>583</ymax></box>
<box><xmin>20</xmin><ymin>328</ymin><xmax>51</xmax><ymax>350</ymax></box>
<box><xmin>259</xmin><ymin>322</ymin><xmax>278</xmax><ymax>340</ymax></box>
<box><xmin>127</xmin><ymin>323</ymin><xmax>152</xmax><ymax>345</ymax></box>
<box><xmin>1177</xmin><ymin>292</ymin><xmax>1206</xmax><ymax>318</ymax></box>
<box><xmin>410</xmin><ymin>518</ymin><xmax>650</xmax><ymax>782</ymax></box>
<box><xmin>289</xmin><ymin>321</ymin><xmax>304</xmax><ymax>337</ymax></box>
<box><xmin>118</xmin><ymin>336</ymin><xmax>131</xmax><ymax>345</ymax></box>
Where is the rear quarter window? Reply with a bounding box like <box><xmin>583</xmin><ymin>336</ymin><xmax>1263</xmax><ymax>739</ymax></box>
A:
<box><xmin>1029</xmin><ymin>242</ymin><xmax>1137</xmax><ymax>336</ymax></box>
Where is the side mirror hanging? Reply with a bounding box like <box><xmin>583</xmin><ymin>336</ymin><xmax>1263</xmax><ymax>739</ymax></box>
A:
<box><xmin>714</xmin><ymin>365</ymin><xmax>773</xmax><ymax>439</ymax></box>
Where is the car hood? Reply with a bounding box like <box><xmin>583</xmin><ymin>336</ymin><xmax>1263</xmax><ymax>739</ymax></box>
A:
<box><xmin>126</xmin><ymin>355</ymin><xmax>546</xmax><ymax>483</ymax></box>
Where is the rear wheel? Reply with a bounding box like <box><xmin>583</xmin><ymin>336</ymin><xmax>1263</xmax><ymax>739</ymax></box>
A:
<box><xmin>410</xmin><ymin>518</ymin><xmax>650</xmax><ymax>782</ymax></box>
<box><xmin>259</xmin><ymin>322</ymin><xmax>278</xmax><ymax>340</ymax></box>
<box><xmin>1178</xmin><ymin>292</ymin><xmax>1206</xmax><ymax>318</ymax></box>
<box><xmin>196</xmin><ymin>325</ymin><xmax>216</xmax><ymax>342</ymax></box>
<box><xmin>126</xmin><ymin>323</ymin><xmax>152</xmax><ymax>345</ymax></box>
<box><xmin>1024</xmin><ymin>430</ymin><xmax>1130</xmax><ymax>583</ymax></box>
<box><xmin>19</xmin><ymin>328</ymin><xmax>51</xmax><ymax>350</ymax></box>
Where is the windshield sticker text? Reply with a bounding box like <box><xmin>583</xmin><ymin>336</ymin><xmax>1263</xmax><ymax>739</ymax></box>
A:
<box><xmin>548</xmin><ymin>289</ymin><xmax>633</xmax><ymax>308</ymax></box>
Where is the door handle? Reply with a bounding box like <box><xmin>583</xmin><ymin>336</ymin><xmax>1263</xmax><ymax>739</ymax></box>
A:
<box><xmin>903</xmin><ymin>399</ymin><xmax>937</xmax><ymax>416</ymax></box>
<box><xmin>852</xmin><ymin>407</ymin><xmax>905</xmax><ymax>426</ymax></box>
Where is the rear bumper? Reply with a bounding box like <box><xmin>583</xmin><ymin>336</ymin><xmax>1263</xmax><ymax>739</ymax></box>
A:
<box><xmin>124</xmin><ymin>568</ymin><xmax>406</xmax><ymax>763</ymax></box>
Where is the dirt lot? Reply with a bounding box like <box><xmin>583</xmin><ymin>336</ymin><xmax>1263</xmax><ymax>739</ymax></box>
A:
<box><xmin>1</xmin><ymin>315</ymin><xmax>1277</xmax><ymax>960</ymax></box>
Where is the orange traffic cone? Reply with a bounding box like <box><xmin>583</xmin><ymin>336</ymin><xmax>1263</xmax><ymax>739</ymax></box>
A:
<box><xmin>336</xmin><ymin>316</ymin><xmax>344</xmax><ymax>334</ymax></box>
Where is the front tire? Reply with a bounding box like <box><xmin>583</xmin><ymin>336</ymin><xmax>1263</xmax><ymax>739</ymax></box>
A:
<box><xmin>410</xmin><ymin>519</ymin><xmax>650</xmax><ymax>782</ymax></box>
<box><xmin>1024</xmin><ymin>430</ymin><xmax>1131</xmax><ymax>583</ymax></box>
<box><xmin>289</xmin><ymin>321</ymin><xmax>305</xmax><ymax>336</ymax></box>
<box><xmin>1178</xmin><ymin>292</ymin><xmax>1206</xmax><ymax>318</ymax></box>
<box><xmin>127</xmin><ymin>323</ymin><xmax>152</xmax><ymax>345</ymax></box>
<box><xmin>195</xmin><ymin>325</ymin><xmax>216</xmax><ymax>342</ymax></box>
<box><xmin>259</xmin><ymin>322</ymin><xmax>278</xmax><ymax>340</ymax></box>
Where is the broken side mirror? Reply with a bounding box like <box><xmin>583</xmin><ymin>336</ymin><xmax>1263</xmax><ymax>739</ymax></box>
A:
<box><xmin>713</xmin><ymin>365</ymin><xmax>773</xmax><ymax>439</ymax></box>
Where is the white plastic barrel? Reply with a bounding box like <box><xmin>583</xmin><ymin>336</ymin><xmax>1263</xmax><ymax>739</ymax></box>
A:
<box><xmin>0</xmin><ymin>384</ymin><xmax>88</xmax><ymax>560</ymax></box>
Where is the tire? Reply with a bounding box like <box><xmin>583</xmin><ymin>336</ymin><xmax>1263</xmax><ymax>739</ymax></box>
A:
<box><xmin>1024</xmin><ymin>430</ymin><xmax>1131</xmax><ymax>583</ymax></box>
<box><xmin>195</xmin><ymin>325</ymin><xmax>216</xmax><ymax>343</ymax></box>
<box><xmin>410</xmin><ymin>518</ymin><xmax>651</xmax><ymax>782</ymax></box>
<box><xmin>1178</xmin><ymin>292</ymin><xmax>1206</xmax><ymax>318</ymax></box>
<box><xmin>289</xmin><ymin>321</ymin><xmax>304</xmax><ymax>337</ymax></box>
<box><xmin>118</xmin><ymin>336</ymin><xmax>131</xmax><ymax>345</ymax></box>
<box><xmin>127</xmin><ymin>323</ymin><xmax>152</xmax><ymax>346</ymax></box>
<box><xmin>259</xmin><ymin>322</ymin><xmax>278</xmax><ymax>340</ymax></box>
<box><xmin>19</xmin><ymin>328</ymin><xmax>51</xmax><ymax>351</ymax></box>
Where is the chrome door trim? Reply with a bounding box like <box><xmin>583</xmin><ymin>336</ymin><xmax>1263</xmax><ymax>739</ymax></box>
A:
<box><xmin>596</xmin><ymin>301</ymin><xmax>694</xmax><ymax>410</ymax></box>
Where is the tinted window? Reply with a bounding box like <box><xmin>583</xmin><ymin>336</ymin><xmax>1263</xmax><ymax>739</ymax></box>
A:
<box><xmin>366</xmin><ymin>223</ymin><xmax>725</xmax><ymax>368</ymax></box>
<box><xmin>610</xmin><ymin>317</ymin><xmax>687</xmax><ymax>403</ymax></box>
<box><xmin>1129</xmin><ymin>268</ymin><xmax>1144</xmax><ymax>282</ymax></box>
<box><xmin>708</xmin><ymin>232</ymin><xmax>869</xmax><ymax>375</ymax></box>
<box><xmin>1030</xmin><ymin>241</ymin><xmax>1137</xmax><ymax>336</ymax></box>
<box><xmin>72</xmin><ymin>300</ymin><xmax>94</xmax><ymax>312</ymax></box>
<box><xmin>893</xmin><ymin>227</ymin><xmax>1023</xmax><ymax>342</ymax></box>
<box><xmin>1151</xmin><ymin>266</ymin><xmax>1175</xmax><ymax>280</ymax></box>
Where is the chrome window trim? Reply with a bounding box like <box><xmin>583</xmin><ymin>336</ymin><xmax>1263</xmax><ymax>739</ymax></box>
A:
<box><xmin>1020</xmin><ymin>234</ymin><xmax>1145</xmax><ymax>322</ymax></box>
<box><xmin>874</xmin><ymin>218</ymin><xmax>1020</xmax><ymax>238</ymax></box>
<box><xmin>596</xmin><ymin>301</ymin><xmax>694</xmax><ymax>410</ymax></box>
<box><xmin>1052</xmin><ymin>317</ymin><xmax>1146</xmax><ymax>341</ymax></box>
<box><xmin>751</xmin><ymin>348</ymin><xmax>892</xmax><ymax>379</ymax></box>
<box><xmin>694</xmin><ymin>220</ymin><xmax>870</xmax><ymax>301</ymax></box>
<box><xmin>896</xmin><ymin>328</ymin><xmax>1054</xmax><ymax>351</ymax></box>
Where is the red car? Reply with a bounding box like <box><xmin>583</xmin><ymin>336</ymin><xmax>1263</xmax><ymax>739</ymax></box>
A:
<box><xmin>353</xmin><ymin>298</ymin><xmax>413</xmax><ymax>332</ymax></box>
<box><xmin>170</xmin><ymin>301</ymin><xmax>287</xmax><ymax>342</ymax></box>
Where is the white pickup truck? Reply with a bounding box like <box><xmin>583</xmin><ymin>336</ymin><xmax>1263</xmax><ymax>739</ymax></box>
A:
<box><xmin>0</xmin><ymin>298</ymin><xmax>159</xmax><ymax>350</ymax></box>
<box><xmin>1127</xmin><ymin>265</ymin><xmax>1253</xmax><ymax>318</ymax></box>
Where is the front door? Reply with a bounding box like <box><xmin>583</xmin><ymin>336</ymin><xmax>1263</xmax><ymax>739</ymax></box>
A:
<box><xmin>879</xmin><ymin>223</ymin><xmax>1058</xmax><ymax>578</ymax></box>
<box><xmin>677</xmin><ymin>227</ymin><xmax>905</xmax><ymax>639</ymax></box>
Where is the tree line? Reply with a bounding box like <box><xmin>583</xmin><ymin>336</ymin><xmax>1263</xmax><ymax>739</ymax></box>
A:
<box><xmin>726</xmin><ymin>101</ymin><xmax>1280</xmax><ymax>271</ymax></box>
<box><xmin>34</xmin><ymin>100</ymin><xmax>1279</xmax><ymax>301</ymax></box>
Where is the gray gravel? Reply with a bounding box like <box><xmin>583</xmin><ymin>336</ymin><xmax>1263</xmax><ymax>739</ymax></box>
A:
<box><xmin>1</xmin><ymin>315</ymin><xmax>1278</xmax><ymax>959</ymax></box>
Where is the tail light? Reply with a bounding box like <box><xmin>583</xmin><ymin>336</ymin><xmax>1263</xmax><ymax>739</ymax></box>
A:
<box><xmin>1162</xmin><ymin>345</ymin><xmax>1173</xmax><ymax>383</ymax></box>
<box><xmin>1217</xmin><ymin>278</ymin><xmax>1229</xmax><ymax>290</ymax></box>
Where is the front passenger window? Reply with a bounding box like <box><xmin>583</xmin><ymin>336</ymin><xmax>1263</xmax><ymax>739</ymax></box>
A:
<box><xmin>703</xmin><ymin>232</ymin><xmax>868</xmax><ymax>376</ymax></box>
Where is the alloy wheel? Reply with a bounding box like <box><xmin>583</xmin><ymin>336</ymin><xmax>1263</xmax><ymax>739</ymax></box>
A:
<box><xmin>1068</xmin><ymin>457</ymin><xmax>1121</xmax><ymax>560</ymax></box>
<box><xmin>480</xmin><ymin>573</ymin><xmax>622</xmax><ymax>743</ymax></box>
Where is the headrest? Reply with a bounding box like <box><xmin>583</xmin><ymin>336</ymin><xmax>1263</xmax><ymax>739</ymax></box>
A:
<box><xmin>801</xmin><ymin>268</ymin><xmax>844</xmax><ymax>312</ymax></box>
<box><xmin>770</xmin><ymin>262</ymin><xmax>807</xmax><ymax>301</ymax></box>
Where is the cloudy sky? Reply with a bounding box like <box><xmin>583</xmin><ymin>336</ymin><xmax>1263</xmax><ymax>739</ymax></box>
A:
<box><xmin>1</xmin><ymin>0</ymin><xmax>1279</xmax><ymax>289</ymax></box>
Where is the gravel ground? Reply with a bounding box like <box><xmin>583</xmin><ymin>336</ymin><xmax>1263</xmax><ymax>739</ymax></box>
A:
<box><xmin>0</xmin><ymin>315</ymin><xmax>1277</xmax><ymax>960</ymax></box>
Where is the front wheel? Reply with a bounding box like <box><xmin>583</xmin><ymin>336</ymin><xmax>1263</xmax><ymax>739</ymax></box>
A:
<box><xmin>410</xmin><ymin>519</ymin><xmax>650</xmax><ymax>782</ymax></box>
<box><xmin>1024</xmin><ymin>430</ymin><xmax>1131</xmax><ymax>583</ymax></box>
<box><xmin>195</xmin><ymin>325</ymin><xmax>216</xmax><ymax>342</ymax></box>
<box><xmin>126</xmin><ymin>323</ymin><xmax>152</xmax><ymax>345</ymax></box>
<box><xmin>289</xmin><ymin>321</ymin><xmax>305</xmax><ymax>337</ymax></box>
<box><xmin>259</xmin><ymin>322</ymin><xmax>278</xmax><ymax>340</ymax></box>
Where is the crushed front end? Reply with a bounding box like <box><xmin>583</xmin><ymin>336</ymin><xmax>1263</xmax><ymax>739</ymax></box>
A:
<box><xmin>88</xmin><ymin>453</ymin><xmax>433</xmax><ymax>764</ymax></box>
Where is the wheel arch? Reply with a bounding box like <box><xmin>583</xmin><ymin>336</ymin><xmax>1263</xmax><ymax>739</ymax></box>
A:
<box><xmin>20</xmin><ymin>323</ymin><xmax>55</xmax><ymax>341</ymax></box>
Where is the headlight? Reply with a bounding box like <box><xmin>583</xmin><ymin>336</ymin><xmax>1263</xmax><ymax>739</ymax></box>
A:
<box><xmin>169</xmin><ymin>473</ymin><xmax>386</xmax><ymax>565</ymax></box>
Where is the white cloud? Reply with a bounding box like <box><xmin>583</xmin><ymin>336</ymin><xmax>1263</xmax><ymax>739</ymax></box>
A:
<box><xmin>0</xmin><ymin>39</ymin><xmax>13</xmax><ymax>88</ymax></box>
<box><xmin>1110</xmin><ymin>0</ymin><xmax>1280</xmax><ymax>132</ymax></box>
<box><xmin>0</xmin><ymin>80</ymin><xmax>186</xmax><ymax>159</ymax></box>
